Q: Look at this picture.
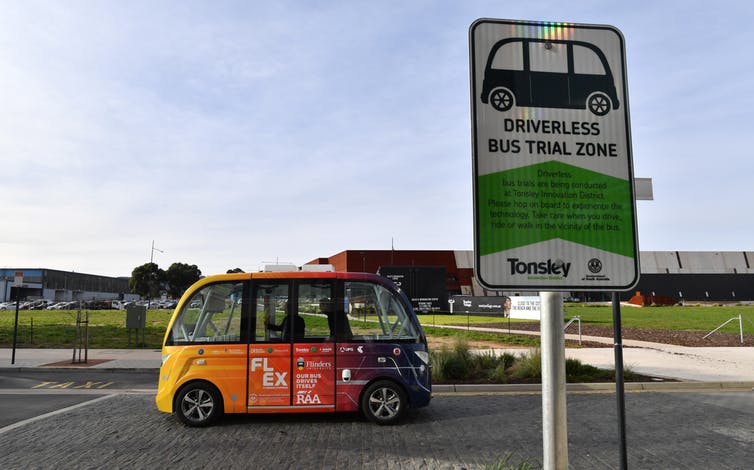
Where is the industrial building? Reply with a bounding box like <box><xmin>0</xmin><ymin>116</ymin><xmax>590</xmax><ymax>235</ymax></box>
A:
<box><xmin>308</xmin><ymin>250</ymin><xmax>754</xmax><ymax>306</ymax></box>
<box><xmin>5</xmin><ymin>250</ymin><xmax>753</xmax><ymax>309</ymax></box>
<box><xmin>0</xmin><ymin>268</ymin><xmax>136</xmax><ymax>304</ymax></box>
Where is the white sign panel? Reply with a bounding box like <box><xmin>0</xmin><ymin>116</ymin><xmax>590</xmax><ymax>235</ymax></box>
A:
<box><xmin>470</xmin><ymin>19</ymin><xmax>639</xmax><ymax>291</ymax></box>
<box><xmin>508</xmin><ymin>296</ymin><xmax>542</xmax><ymax>320</ymax></box>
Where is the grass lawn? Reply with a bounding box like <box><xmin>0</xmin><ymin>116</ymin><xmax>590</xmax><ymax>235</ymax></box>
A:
<box><xmin>0</xmin><ymin>309</ymin><xmax>173</xmax><ymax>349</ymax></box>
<box><xmin>565</xmin><ymin>304</ymin><xmax>754</xmax><ymax>333</ymax></box>
<box><xmin>419</xmin><ymin>304</ymin><xmax>754</xmax><ymax>335</ymax></box>
<box><xmin>2</xmin><ymin>304</ymin><xmax>753</xmax><ymax>349</ymax></box>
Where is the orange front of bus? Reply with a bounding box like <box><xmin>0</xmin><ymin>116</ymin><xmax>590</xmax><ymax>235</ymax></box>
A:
<box><xmin>156</xmin><ymin>276</ymin><xmax>250</xmax><ymax>426</ymax></box>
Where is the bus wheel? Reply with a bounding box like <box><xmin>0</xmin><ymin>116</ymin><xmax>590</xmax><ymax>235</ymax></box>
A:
<box><xmin>175</xmin><ymin>382</ymin><xmax>222</xmax><ymax>427</ymax></box>
<box><xmin>587</xmin><ymin>92</ymin><xmax>611</xmax><ymax>116</ymax></box>
<box><xmin>489</xmin><ymin>88</ymin><xmax>514</xmax><ymax>112</ymax></box>
<box><xmin>361</xmin><ymin>380</ymin><xmax>406</xmax><ymax>425</ymax></box>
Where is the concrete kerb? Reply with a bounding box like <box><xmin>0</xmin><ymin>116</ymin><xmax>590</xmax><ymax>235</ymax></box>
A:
<box><xmin>434</xmin><ymin>381</ymin><xmax>754</xmax><ymax>394</ymax></box>
<box><xmin>4</xmin><ymin>343</ymin><xmax>754</xmax><ymax>394</ymax></box>
<box><xmin>0</xmin><ymin>348</ymin><xmax>161</xmax><ymax>369</ymax></box>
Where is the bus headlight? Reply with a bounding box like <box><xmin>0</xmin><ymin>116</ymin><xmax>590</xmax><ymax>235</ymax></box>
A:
<box><xmin>414</xmin><ymin>351</ymin><xmax>429</xmax><ymax>364</ymax></box>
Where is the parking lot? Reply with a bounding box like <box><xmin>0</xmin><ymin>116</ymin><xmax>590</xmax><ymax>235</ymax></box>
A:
<box><xmin>0</xmin><ymin>299</ymin><xmax>177</xmax><ymax>311</ymax></box>
<box><xmin>1</xmin><ymin>387</ymin><xmax>752</xmax><ymax>469</ymax></box>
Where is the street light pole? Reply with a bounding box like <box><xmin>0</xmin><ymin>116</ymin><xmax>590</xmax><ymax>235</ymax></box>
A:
<box><xmin>150</xmin><ymin>240</ymin><xmax>164</xmax><ymax>264</ymax></box>
<box><xmin>148</xmin><ymin>240</ymin><xmax>164</xmax><ymax>310</ymax></box>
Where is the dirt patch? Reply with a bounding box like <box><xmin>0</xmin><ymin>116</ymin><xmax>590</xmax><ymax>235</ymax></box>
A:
<box><xmin>478</xmin><ymin>322</ymin><xmax>754</xmax><ymax>347</ymax></box>
<box><xmin>41</xmin><ymin>359</ymin><xmax>113</xmax><ymax>367</ymax></box>
<box><xmin>427</xmin><ymin>333</ymin><xmax>606</xmax><ymax>351</ymax></box>
<box><xmin>427</xmin><ymin>336</ymin><xmax>528</xmax><ymax>351</ymax></box>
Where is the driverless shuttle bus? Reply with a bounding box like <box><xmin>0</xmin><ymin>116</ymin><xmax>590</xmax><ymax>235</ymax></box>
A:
<box><xmin>156</xmin><ymin>270</ymin><xmax>432</xmax><ymax>426</ymax></box>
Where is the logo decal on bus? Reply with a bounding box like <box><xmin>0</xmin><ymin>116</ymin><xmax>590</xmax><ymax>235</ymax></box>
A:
<box><xmin>296</xmin><ymin>391</ymin><xmax>322</xmax><ymax>405</ymax></box>
<box><xmin>250</xmin><ymin>357</ymin><xmax>288</xmax><ymax>387</ymax></box>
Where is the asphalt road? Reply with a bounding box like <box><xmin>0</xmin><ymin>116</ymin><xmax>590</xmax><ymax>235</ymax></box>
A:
<box><xmin>0</xmin><ymin>369</ymin><xmax>752</xmax><ymax>469</ymax></box>
<box><xmin>0</xmin><ymin>368</ymin><xmax>158</xmax><ymax>391</ymax></box>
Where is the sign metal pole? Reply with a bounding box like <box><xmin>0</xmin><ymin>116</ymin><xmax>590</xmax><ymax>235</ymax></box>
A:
<box><xmin>612</xmin><ymin>292</ymin><xmax>628</xmax><ymax>469</ymax></box>
<box><xmin>541</xmin><ymin>291</ymin><xmax>568</xmax><ymax>470</ymax></box>
<box><xmin>11</xmin><ymin>273</ymin><xmax>23</xmax><ymax>365</ymax></box>
<box><xmin>12</xmin><ymin>295</ymin><xmax>20</xmax><ymax>365</ymax></box>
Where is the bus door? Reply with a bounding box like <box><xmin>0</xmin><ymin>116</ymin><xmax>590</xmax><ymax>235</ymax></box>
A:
<box><xmin>248</xmin><ymin>279</ymin><xmax>336</xmax><ymax>412</ymax></box>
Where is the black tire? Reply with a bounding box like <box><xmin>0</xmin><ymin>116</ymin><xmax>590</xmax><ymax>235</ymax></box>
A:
<box><xmin>587</xmin><ymin>92</ymin><xmax>611</xmax><ymax>116</ymax></box>
<box><xmin>174</xmin><ymin>381</ymin><xmax>223</xmax><ymax>427</ymax></box>
<box><xmin>489</xmin><ymin>88</ymin><xmax>514</xmax><ymax>112</ymax></box>
<box><xmin>361</xmin><ymin>380</ymin><xmax>407</xmax><ymax>425</ymax></box>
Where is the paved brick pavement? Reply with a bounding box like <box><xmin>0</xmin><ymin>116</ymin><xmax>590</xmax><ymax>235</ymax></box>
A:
<box><xmin>1</xmin><ymin>391</ymin><xmax>752</xmax><ymax>469</ymax></box>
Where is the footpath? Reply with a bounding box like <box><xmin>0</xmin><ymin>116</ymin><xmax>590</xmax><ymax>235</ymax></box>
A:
<box><xmin>1</xmin><ymin>326</ymin><xmax>753</xmax><ymax>391</ymax></box>
<box><xmin>436</xmin><ymin>324</ymin><xmax>754</xmax><ymax>383</ymax></box>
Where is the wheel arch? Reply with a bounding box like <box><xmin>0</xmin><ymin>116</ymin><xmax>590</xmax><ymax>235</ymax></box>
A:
<box><xmin>172</xmin><ymin>378</ymin><xmax>225</xmax><ymax>414</ymax></box>
<box><xmin>358</xmin><ymin>376</ymin><xmax>410</xmax><ymax>408</ymax></box>
<box><xmin>359</xmin><ymin>376</ymin><xmax>413</xmax><ymax>425</ymax></box>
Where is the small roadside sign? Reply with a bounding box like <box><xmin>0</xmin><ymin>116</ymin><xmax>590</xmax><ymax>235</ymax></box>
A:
<box><xmin>470</xmin><ymin>19</ymin><xmax>639</xmax><ymax>291</ymax></box>
<box><xmin>13</xmin><ymin>271</ymin><xmax>23</xmax><ymax>287</ymax></box>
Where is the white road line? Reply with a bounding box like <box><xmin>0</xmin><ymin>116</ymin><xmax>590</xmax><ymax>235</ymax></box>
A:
<box><xmin>0</xmin><ymin>388</ymin><xmax>156</xmax><ymax>395</ymax></box>
<box><xmin>0</xmin><ymin>394</ymin><xmax>118</xmax><ymax>435</ymax></box>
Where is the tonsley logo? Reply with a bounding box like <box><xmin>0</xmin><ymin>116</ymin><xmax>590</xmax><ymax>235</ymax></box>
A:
<box><xmin>507</xmin><ymin>258</ymin><xmax>572</xmax><ymax>278</ymax></box>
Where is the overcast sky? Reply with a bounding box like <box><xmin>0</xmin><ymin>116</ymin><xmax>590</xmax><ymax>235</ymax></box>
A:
<box><xmin>2</xmin><ymin>1</ymin><xmax>754</xmax><ymax>277</ymax></box>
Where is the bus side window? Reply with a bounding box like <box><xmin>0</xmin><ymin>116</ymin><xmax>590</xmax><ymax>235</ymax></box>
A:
<box><xmin>297</xmin><ymin>281</ymin><xmax>335</xmax><ymax>341</ymax></box>
<box><xmin>254</xmin><ymin>283</ymin><xmax>290</xmax><ymax>342</ymax></box>
<box><xmin>322</xmin><ymin>298</ymin><xmax>352</xmax><ymax>341</ymax></box>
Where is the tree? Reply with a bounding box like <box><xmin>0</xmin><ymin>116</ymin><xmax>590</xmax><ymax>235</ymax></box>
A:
<box><xmin>165</xmin><ymin>262</ymin><xmax>202</xmax><ymax>298</ymax></box>
<box><xmin>130</xmin><ymin>263</ymin><xmax>166</xmax><ymax>299</ymax></box>
<box><xmin>227</xmin><ymin>268</ymin><xmax>244</xmax><ymax>273</ymax></box>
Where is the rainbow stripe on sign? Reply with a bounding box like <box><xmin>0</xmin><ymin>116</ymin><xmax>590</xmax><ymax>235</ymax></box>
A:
<box><xmin>512</xmin><ymin>21</ymin><xmax>572</xmax><ymax>123</ymax></box>
<box><xmin>514</xmin><ymin>21</ymin><xmax>572</xmax><ymax>40</ymax></box>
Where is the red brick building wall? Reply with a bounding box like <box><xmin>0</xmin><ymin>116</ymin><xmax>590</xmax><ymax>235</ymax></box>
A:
<box><xmin>307</xmin><ymin>250</ymin><xmax>473</xmax><ymax>295</ymax></box>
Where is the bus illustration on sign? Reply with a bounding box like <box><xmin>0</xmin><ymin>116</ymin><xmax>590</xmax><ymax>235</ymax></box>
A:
<box><xmin>155</xmin><ymin>270</ymin><xmax>431</xmax><ymax>427</ymax></box>
<box><xmin>480</xmin><ymin>38</ymin><xmax>620</xmax><ymax>116</ymax></box>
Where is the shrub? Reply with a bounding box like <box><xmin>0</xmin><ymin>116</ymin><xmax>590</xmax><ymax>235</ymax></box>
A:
<box><xmin>485</xmin><ymin>453</ymin><xmax>535</xmax><ymax>470</ymax></box>
<box><xmin>489</xmin><ymin>362</ymin><xmax>509</xmax><ymax>383</ymax></box>
<box><xmin>452</xmin><ymin>339</ymin><xmax>473</xmax><ymax>363</ymax></box>
<box><xmin>500</xmin><ymin>352</ymin><xmax>516</xmax><ymax>370</ymax></box>
<box><xmin>441</xmin><ymin>355</ymin><xmax>468</xmax><ymax>381</ymax></box>
<box><xmin>430</xmin><ymin>340</ymin><xmax>635</xmax><ymax>384</ymax></box>
<box><xmin>430</xmin><ymin>347</ymin><xmax>453</xmax><ymax>383</ymax></box>
<box><xmin>511</xmin><ymin>348</ymin><xmax>541</xmax><ymax>381</ymax></box>
<box><xmin>565</xmin><ymin>357</ymin><xmax>612</xmax><ymax>382</ymax></box>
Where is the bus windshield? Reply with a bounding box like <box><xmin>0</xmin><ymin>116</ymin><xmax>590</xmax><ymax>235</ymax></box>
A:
<box><xmin>168</xmin><ymin>281</ymin><xmax>244</xmax><ymax>344</ymax></box>
<box><xmin>345</xmin><ymin>281</ymin><xmax>418</xmax><ymax>340</ymax></box>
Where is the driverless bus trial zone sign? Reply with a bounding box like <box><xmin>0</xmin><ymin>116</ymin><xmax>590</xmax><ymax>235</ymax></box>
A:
<box><xmin>470</xmin><ymin>19</ymin><xmax>639</xmax><ymax>290</ymax></box>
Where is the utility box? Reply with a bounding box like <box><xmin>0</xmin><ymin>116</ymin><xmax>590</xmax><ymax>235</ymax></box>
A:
<box><xmin>126</xmin><ymin>305</ymin><xmax>147</xmax><ymax>346</ymax></box>
<box><xmin>126</xmin><ymin>305</ymin><xmax>147</xmax><ymax>329</ymax></box>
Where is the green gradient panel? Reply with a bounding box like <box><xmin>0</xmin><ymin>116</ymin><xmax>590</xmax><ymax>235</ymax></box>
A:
<box><xmin>478</xmin><ymin>161</ymin><xmax>635</xmax><ymax>257</ymax></box>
